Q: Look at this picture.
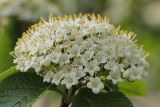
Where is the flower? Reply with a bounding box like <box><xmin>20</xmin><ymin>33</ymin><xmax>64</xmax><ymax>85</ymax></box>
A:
<box><xmin>107</xmin><ymin>70</ymin><xmax>123</xmax><ymax>84</ymax></box>
<box><xmin>12</xmin><ymin>14</ymin><xmax>149</xmax><ymax>94</ymax></box>
<box><xmin>61</xmin><ymin>72</ymin><xmax>79</xmax><ymax>89</ymax></box>
<box><xmin>47</xmin><ymin>52</ymin><xmax>62</xmax><ymax>64</ymax></box>
<box><xmin>51</xmin><ymin>71</ymin><xmax>63</xmax><ymax>85</ymax></box>
<box><xmin>75</xmin><ymin>66</ymin><xmax>86</xmax><ymax>79</ymax></box>
<box><xmin>87</xmin><ymin>77</ymin><xmax>104</xmax><ymax>94</ymax></box>
<box><xmin>83</xmin><ymin>60</ymin><xmax>100</xmax><ymax>76</ymax></box>
<box><xmin>104</xmin><ymin>61</ymin><xmax>119</xmax><ymax>71</ymax></box>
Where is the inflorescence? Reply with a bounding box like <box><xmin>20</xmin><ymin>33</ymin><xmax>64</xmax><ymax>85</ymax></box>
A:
<box><xmin>12</xmin><ymin>14</ymin><xmax>149</xmax><ymax>94</ymax></box>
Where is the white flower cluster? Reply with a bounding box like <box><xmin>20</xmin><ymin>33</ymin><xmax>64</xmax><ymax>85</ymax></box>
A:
<box><xmin>12</xmin><ymin>14</ymin><xmax>149</xmax><ymax>94</ymax></box>
<box><xmin>0</xmin><ymin>0</ymin><xmax>61</xmax><ymax>21</ymax></box>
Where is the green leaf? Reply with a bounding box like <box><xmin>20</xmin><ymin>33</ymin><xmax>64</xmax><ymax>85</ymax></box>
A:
<box><xmin>118</xmin><ymin>80</ymin><xmax>146</xmax><ymax>96</ymax></box>
<box><xmin>0</xmin><ymin>72</ymin><xmax>50</xmax><ymax>107</ymax></box>
<box><xmin>0</xmin><ymin>66</ymin><xmax>18</xmax><ymax>82</ymax></box>
<box><xmin>72</xmin><ymin>88</ymin><xmax>133</xmax><ymax>107</ymax></box>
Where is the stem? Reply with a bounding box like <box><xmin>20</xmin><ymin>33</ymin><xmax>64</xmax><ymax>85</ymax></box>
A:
<box><xmin>61</xmin><ymin>88</ymin><xmax>73</xmax><ymax>105</ymax></box>
<box><xmin>50</xmin><ymin>86</ymin><xmax>71</xmax><ymax>105</ymax></box>
<box><xmin>61</xmin><ymin>99</ymin><xmax>70</xmax><ymax>107</ymax></box>
<box><xmin>0</xmin><ymin>66</ymin><xmax>18</xmax><ymax>82</ymax></box>
<box><xmin>67</xmin><ymin>87</ymin><xmax>73</xmax><ymax>102</ymax></box>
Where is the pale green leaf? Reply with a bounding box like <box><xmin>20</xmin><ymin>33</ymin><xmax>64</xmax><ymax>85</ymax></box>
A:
<box><xmin>118</xmin><ymin>80</ymin><xmax>146</xmax><ymax>96</ymax></box>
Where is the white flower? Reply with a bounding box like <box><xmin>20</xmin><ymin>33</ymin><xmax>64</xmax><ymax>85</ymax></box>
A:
<box><xmin>61</xmin><ymin>72</ymin><xmax>79</xmax><ymax>89</ymax></box>
<box><xmin>43</xmin><ymin>71</ymin><xmax>54</xmax><ymax>83</ymax></box>
<box><xmin>81</xmin><ymin>50</ymin><xmax>95</xmax><ymax>62</ymax></box>
<box><xmin>51</xmin><ymin>72</ymin><xmax>63</xmax><ymax>85</ymax></box>
<box><xmin>47</xmin><ymin>52</ymin><xmax>62</xmax><ymax>64</ymax></box>
<box><xmin>122</xmin><ymin>69</ymin><xmax>131</xmax><ymax>79</ymax></box>
<box><xmin>107</xmin><ymin>70</ymin><xmax>123</xmax><ymax>84</ymax></box>
<box><xmin>82</xmin><ymin>40</ymin><xmax>97</xmax><ymax>50</ymax></box>
<box><xmin>117</xmin><ymin>46</ymin><xmax>131</xmax><ymax>57</ymax></box>
<box><xmin>83</xmin><ymin>60</ymin><xmax>100</xmax><ymax>76</ymax></box>
<box><xmin>74</xmin><ymin>66</ymin><xmax>86</xmax><ymax>79</ymax></box>
<box><xmin>104</xmin><ymin>61</ymin><xmax>119</xmax><ymax>71</ymax></box>
<box><xmin>40</xmin><ymin>57</ymin><xmax>51</xmax><ymax>67</ymax></box>
<box><xmin>94</xmin><ymin>52</ymin><xmax>107</xmax><ymax>64</ymax></box>
<box><xmin>24</xmin><ymin>57</ymin><xmax>36</xmax><ymax>72</ymax></box>
<box><xmin>12</xmin><ymin>14</ymin><xmax>149</xmax><ymax>94</ymax></box>
<box><xmin>129</xmin><ymin>66</ymin><xmax>144</xmax><ymax>81</ymax></box>
<box><xmin>87</xmin><ymin>77</ymin><xmax>104</xmax><ymax>94</ymax></box>
<box><xmin>59</xmin><ymin>53</ymin><xmax>70</xmax><ymax>66</ymax></box>
<box><xmin>32</xmin><ymin>60</ymin><xmax>42</xmax><ymax>73</ymax></box>
<box><xmin>67</xmin><ymin>45</ymin><xmax>81</xmax><ymax>58</ymax></box>
<box><xmin>104</xmin><ymin>45</ymin><xmax>117</xmax><ymax>58</ymax></box>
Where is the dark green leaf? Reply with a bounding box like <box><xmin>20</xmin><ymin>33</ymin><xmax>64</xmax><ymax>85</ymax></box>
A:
<box><xmin>72</xmin><ymin>88</ymin><xmax>133</xmax><ymax>107</ymax></box>
<box><xmin>118</xmin><ymin>80</ymin><xmax>146</xmax><ymax>96</ymax></box>
<box><xmin>0</xmin><ymin>72</ymin><xmax>50</xmax><ymax>107</ymax></box>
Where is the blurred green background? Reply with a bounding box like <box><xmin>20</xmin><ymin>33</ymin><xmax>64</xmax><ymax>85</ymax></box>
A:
<box><xmin>0</xmin><ymin>0</ymin><xmax>160</xmax><ymax>107</ymax></box>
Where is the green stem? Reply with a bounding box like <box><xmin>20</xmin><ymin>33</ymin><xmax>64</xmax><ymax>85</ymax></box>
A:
<box><xmin>67</xmin><ymin>87</ymin><xmax>73</xmax><ymax>103</ymax></box>
<box><xmin>0</xmin><ymin>66</ymin><xmax>18</xmax><ymax>82</ymax></box>
<box><xmin>51</xmin><ymin>86</ymin><xmax>71</xmax><ymax>106</ymax></box>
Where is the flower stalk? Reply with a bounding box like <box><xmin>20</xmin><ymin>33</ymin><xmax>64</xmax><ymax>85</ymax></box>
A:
<box><xmin>0</xmin><ymin>66</ymin><xmax>18</xmax><ymax>82</ymax></box>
